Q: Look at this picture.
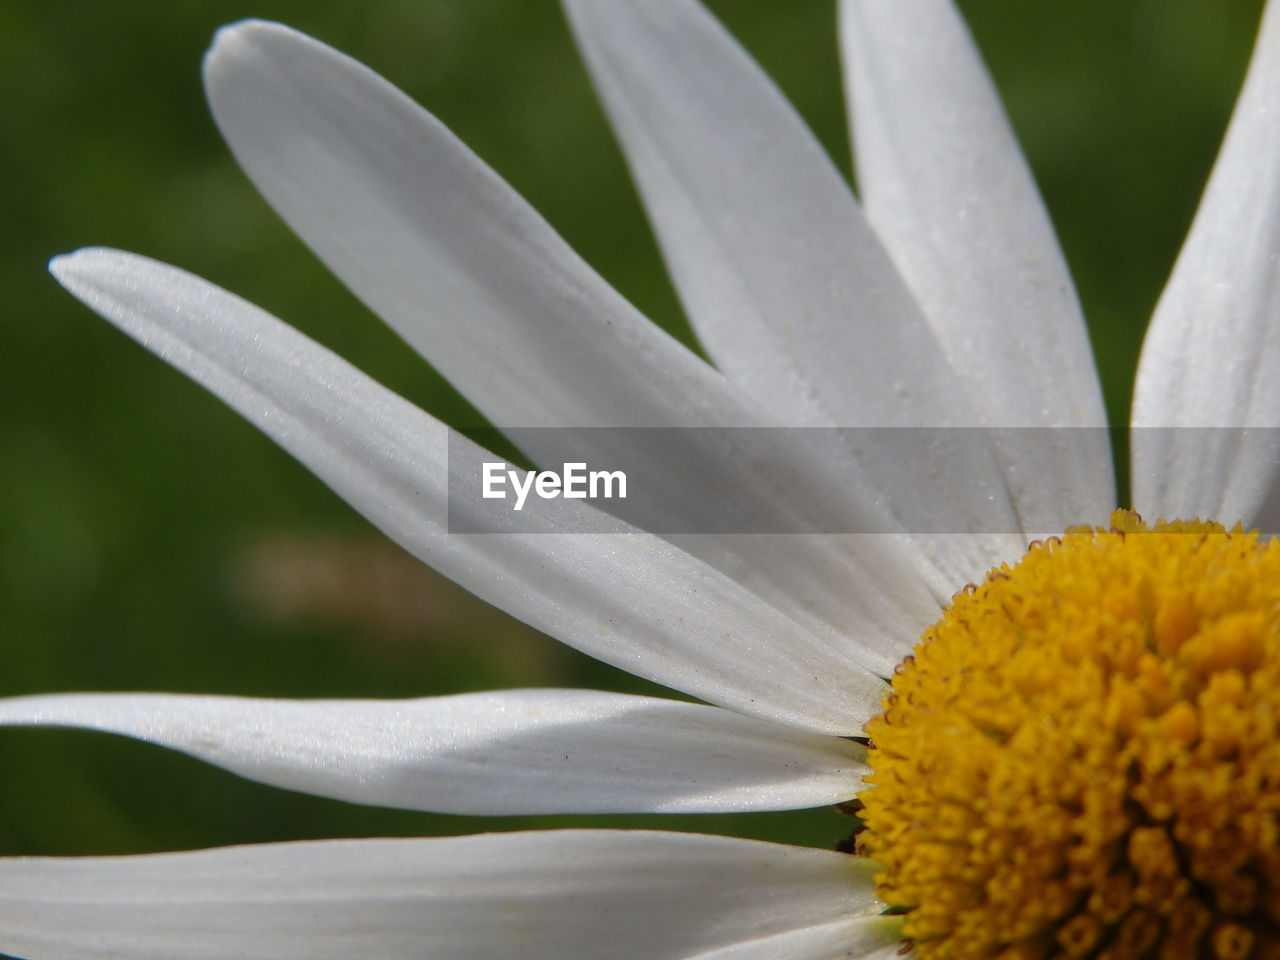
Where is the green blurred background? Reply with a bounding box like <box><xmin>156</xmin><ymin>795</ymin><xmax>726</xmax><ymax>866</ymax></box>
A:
<box><xmin>0</xmin><ymin>0</ymin><xmax>1267</xmax><ymax>859</ymax></box>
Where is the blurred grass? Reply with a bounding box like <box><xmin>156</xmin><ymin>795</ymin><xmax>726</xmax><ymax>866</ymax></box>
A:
<box><xmin>0</xmin><ymin>0</ymin><xmax>1266</xmax><ymax>858</ymax></box>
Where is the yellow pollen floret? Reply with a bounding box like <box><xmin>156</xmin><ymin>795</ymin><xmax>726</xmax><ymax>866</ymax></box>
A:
<box><xmin>857</xmin><ymin>510</ymin><xmax>1280</xmax><ymax>960</ymax></box>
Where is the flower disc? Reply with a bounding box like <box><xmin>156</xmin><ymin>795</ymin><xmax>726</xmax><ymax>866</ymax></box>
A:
<box><xmin>859</xmin><ymin>511</ymin><xmax>1280</xmax><ymax>960</ymax></box>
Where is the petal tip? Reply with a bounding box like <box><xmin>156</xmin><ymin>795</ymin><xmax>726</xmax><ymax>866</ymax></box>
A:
<box><xmin>48</xmin><ymin>247</ymin><xmax>113</xmax><ymax>287</ymax></box>
<box><xmin>204</xmin><ymin>19</ymin><xmax>293</xmax><ymax>77</ymax></box>
<box><xmin>47</xmin><ymin>251</ymin><xmax>75</xmax><ymax>280</ymax></box>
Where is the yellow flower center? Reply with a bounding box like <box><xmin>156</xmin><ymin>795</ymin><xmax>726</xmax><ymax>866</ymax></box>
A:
<box><xmin>856</xmin><ymin>511</ymin><xmax>1280</xmax><ymax>960</ymax></box>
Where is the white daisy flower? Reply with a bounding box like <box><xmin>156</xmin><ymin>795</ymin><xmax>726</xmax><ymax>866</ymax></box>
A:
<box><xmin>6</xmin><ymin>1</ymin><xmax>1280</xmax><ymax>959</ymax></box>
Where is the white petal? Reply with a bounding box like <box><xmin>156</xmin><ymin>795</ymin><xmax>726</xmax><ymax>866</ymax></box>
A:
<box><xmin>560</xmin><ymin>0</ymin><xmax>1030</xmax><ymax>584</ymax></box>
<box><xmin>685</xmin><ymin>915</ymin><xmax>903</xmax><ymax>960</ymax></box>
<box><xmin>202</xmin><ymin>20</ymin><xmax>955</xmax><ymax>672</ymax></box>
<box><xmin>0</xmin><ymin>831</ymin><xmax>880</xmax><ymax>960</ymax></box>
<box><xmin>50</xmin><ymin>248</ymin><xmax>890</xmax><ymax>733</ymax></box>
<box><xmin>562</xmin><ymin>0</ymin><xmax>986</xmax><ymax>433</ymax></box>
<box><xmin>842</xmin><ymin>0</ymin><xmax>1114</xmax><ymax>527</ymax></box>
<box><xmin>201</xmin><ymin>18</ymin><xmax>759</xmax><ymax>435</ymax></box>
<box><xmin>1132</xmin><ymin>0</ymin><xmax>1280</xmax><ymax>525</ymax></box>
<box><xmin>0</xmin><ymin>690</ymin><xmax>867</xmax><ymax>814</ymax></box>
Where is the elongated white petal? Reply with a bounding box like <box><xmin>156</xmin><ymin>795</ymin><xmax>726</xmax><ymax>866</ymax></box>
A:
<box><xmin>201</xmin><ymin>20</ymin><xmax>958</xmax><ymax>672</ymax></box>
<box><xmin>841</xmin><ymin>0</ymin><xmax>1113</xmax><ymax>527</ymax></box>
<box><xmin>0</xmin><ymin>690</ymin><xmax>867</xmax><ymax>814</ymax></box>
<box><xmin>0</xmin><ymin>831</ymin><xmax>881</xmax><ymax>960</ymax></box>
<box><xmin>562</xmin><ymin>0</ymin><xmax>984</xmax><ymax>433</ymax></box>
<box><xmin>201</xmin><ymin>18</ymin><xmax>758</xmax><ymax>436</ymax></box>
<box><xmin>50</xmin><ymin>248</ymin><xmax>890</xmax><ymax>733</ymax></box>
<box><xmin>1132</xmin><ymin>0</ymin><xmax>1280</xmax><ymax>525</ymax></box>
<box><xmin>685</xmin><ymin>915</ymin><xmax>903</xmax><ymax>960</ymax></box>
<box><xmin>561</xmin><ymin>0</ymin><xmax>1030</xmax><ymax>585</ymax></box>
